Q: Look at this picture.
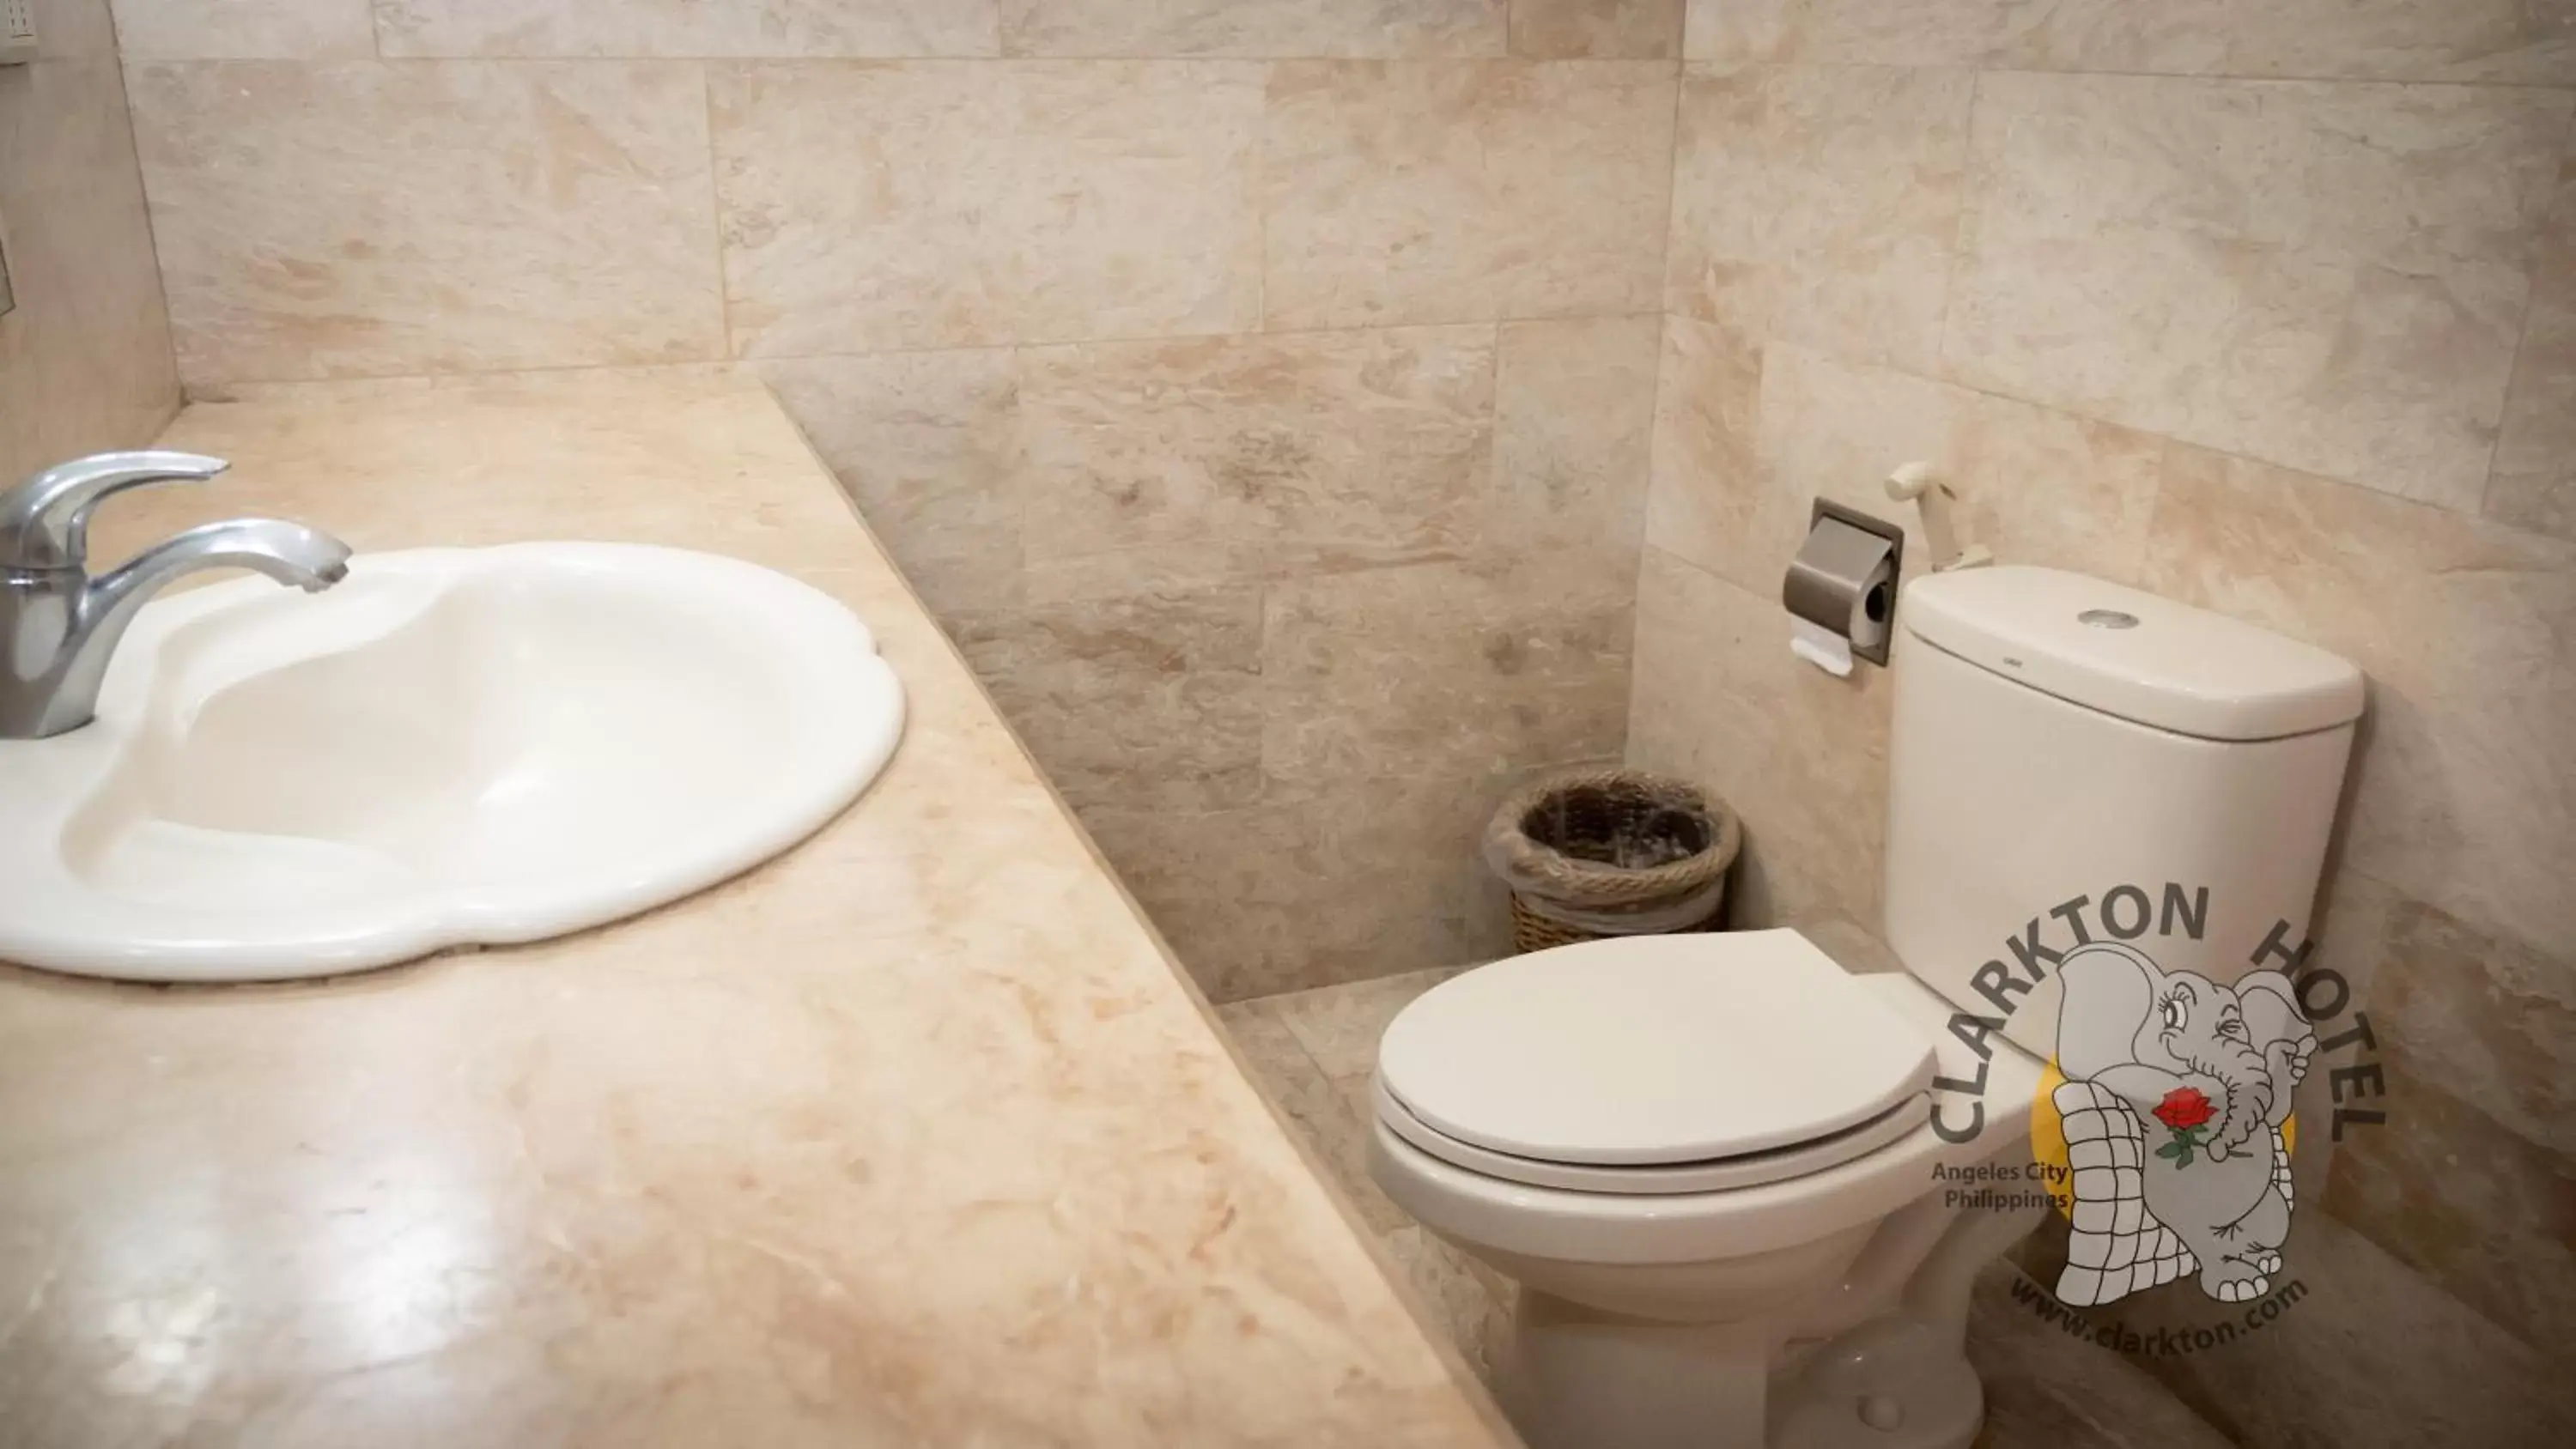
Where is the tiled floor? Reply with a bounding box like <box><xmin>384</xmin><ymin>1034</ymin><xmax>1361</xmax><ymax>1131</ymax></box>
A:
<box><xmin>1215</xmin><ymin>967</ymin><xmax>1519</xmax><ymax>1377</ymax></box>
<box><xmin>1217</xmin><ymin>967</ymin><xmax>2238</xmax><ymax>1449</ymax></box>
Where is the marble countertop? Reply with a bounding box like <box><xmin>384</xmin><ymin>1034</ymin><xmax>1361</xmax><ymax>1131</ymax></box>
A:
<box><xmin>0</xmin><ymin>371</ymin><xmax>1516</xmax><ymax>1448</ymax></box>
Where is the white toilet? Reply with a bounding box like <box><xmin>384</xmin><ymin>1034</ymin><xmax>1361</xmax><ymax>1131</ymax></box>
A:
<box><xmin>1368</xmin><ymin>566</ymin><xmax>2365</xmax><ymax>1449</ymax></box>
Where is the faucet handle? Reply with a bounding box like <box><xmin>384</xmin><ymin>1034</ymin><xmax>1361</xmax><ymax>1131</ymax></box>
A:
<box><xmin>0</xmin><ymin>451</ymin><xmax>228</xmax><ymax>571</ymax></box>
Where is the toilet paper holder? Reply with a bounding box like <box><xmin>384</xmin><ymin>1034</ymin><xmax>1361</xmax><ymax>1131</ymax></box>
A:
<box><xmin>1783</xmin><ymin>500</ymin><xmax>1905</xmax><ymax>668</ymax></box>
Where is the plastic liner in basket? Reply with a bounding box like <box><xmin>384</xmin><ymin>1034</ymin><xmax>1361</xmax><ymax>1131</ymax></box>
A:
<box><xmin>1482</xmin><ymin>767</ymin><xmax>1741</xmax><ymax>936</ymax></box>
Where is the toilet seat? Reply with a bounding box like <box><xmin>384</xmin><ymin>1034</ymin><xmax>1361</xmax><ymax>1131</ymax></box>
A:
<box><xmin>1374</xmin><ymin>1073</ymin><xmax>1926</xmax><ymax>1195</ymax></box>
<box><xmin>1367</xmin><ymin>966</ymin><xmax>2048</xmax><ymax>1268</ymax></box>
<box><xmin>1375</xmin><ymin>930</ymin><xmax>1939</xmax><ymax>1191</ymax></box>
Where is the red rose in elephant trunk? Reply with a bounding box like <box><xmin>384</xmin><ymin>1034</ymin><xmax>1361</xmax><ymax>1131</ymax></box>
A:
<box><xmin>2154</xmin><ymin>1087</ymin><xmax>2216</xmax><ymax>1131</ymax></box>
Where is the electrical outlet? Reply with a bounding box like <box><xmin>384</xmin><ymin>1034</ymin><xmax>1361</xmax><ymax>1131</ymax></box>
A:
<box><xmin>0</xmin><ymin>0</ymin><xmax>36</xmax><ymax>66</ymax></box>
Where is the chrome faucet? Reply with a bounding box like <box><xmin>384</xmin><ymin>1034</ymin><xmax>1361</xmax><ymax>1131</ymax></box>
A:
<box><xmin>0</xmin><ymin>451</ymin><xmax>352</xmax><ymax>738</ymax></box>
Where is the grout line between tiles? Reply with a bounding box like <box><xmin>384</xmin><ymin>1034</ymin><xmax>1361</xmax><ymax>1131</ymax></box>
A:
<box><xmin>698</xmin><ymin>64</ymin><xmax>732</xmax><ymax>361</ymax></box>
<box><xmin>190</xmin><ymin>312</ymin><xmax>1666</xmax><ymax>392</ymax></box>
<box><xmin>1631</xmin><ymin>45</ymin><xmax>1691</xmax><ymax>695</ymax></box>
<box><xmin>112</xmin><ymin>52</ymin><xmax>2576</xmax><ymax>93</ymax></box>
<box><xmin>1680</xmin><ymin>54</ymin><xmax>2576</xmax><ymax>94</ymax></box>
<box><xmin>1651</xmin><ymin>49</ymin><xmax>1686</xmax><ymax>300</ymax></box>
<box><xmin>2474</xmin><ymin>100</ymin><xmax>2576</xmax><ymax>521</ymax></box>
<box><xmin>1928</xmin><ymin>68</ymin><xmax>1985</xmax><ymax>389</ymax></box>
<box><xmin>191</xmin><ymin>52</ymin><xmax>1695</xmax><ymax>67</ymax></box>
<box><xmin>2131</xmin><ymin>437</ymin><xmax>2184</xmax><ymax>583</ymax></box>
<box><xmin>1252</xmin><ymin>59</ymin><xmax>1271</xmax><ymax>330</ymax></box>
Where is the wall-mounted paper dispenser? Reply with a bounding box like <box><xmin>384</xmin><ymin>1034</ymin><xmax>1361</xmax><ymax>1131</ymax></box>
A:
<box><xmin>1783</xmin><ymin>500</ymin><xmax>1903</xmax><ymax>676</ymax></box>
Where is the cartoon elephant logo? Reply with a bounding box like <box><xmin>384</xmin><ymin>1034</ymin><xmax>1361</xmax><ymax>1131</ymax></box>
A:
<box><xmin>2047</xmin><ymin>942</ymin><xmax>2316</xmax><ymax>1308</ymax></box>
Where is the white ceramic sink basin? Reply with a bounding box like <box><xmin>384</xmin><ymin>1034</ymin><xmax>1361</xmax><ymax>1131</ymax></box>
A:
<box><xmin>0</xmin><ymin>543</ymin><xmax>903</xmax><ymax>983</ymax></box>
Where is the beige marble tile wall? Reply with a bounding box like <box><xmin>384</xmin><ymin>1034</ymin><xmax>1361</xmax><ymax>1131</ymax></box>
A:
<box><xmin>1632</xmin><ymin>0</ymin><xmax>2575</xmax><ymax>1439</ymax></box>
<box><xmin>0</xmin><ymin>0</ymin><xmax>179</xmax><ymax>486</ymax></box>
<box><xmin>110</xmin><ymin>0</ymin><xmax>1683</xmax><ymax>1003</ymax></box>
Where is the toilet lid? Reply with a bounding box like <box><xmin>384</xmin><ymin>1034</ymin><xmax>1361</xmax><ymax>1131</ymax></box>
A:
<box><xmin>1376</xmin><ymin>930</ymin><xmax>1938</xmax><ymax>1167</ymax></box>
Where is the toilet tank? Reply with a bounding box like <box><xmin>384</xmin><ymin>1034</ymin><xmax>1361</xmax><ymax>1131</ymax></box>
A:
<box><xmin>1882</xmin><ymin>567</ymin><xmax>2364</xmax><ymax>1058</ymax></box>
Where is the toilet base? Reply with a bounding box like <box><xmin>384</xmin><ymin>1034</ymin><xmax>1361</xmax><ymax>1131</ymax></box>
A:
<box><xmin>1498</xmin><ymin>1292</ymin><xmax>1984</xmax><ymax>1449</ymax></box>
<box><xmin>1470</xmin><ymin>1157</ymin><xmax>2049</xmax><ymax>1449</ymax></box>
<box><xmin>1500</xmin><ymin>1293</ymin><xmax>1768</xmax><ymax>1449</ymax></box>
<box><xmin>1771</xmin><ymin>1313</ymin><xmax>1984</xmax><ymax>1449</ymax></box>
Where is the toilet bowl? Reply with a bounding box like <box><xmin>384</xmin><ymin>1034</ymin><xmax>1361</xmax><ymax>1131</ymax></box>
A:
<box><xmin>1369</xmin><ymin>930</ymin><xmax>2046</xmax><ymax>1449</ymax></box>
<box><xmin>1364</xmin><ymin>568</ymin><xmax>2366</xmax><ymax>1449</ymax></box>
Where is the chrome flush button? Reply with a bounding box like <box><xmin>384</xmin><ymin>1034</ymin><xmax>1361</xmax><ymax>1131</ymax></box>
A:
<box><xmin>2078</xmin><ymin>609</ymin><xmax>2140</xmax><ymax>630</ymax></box>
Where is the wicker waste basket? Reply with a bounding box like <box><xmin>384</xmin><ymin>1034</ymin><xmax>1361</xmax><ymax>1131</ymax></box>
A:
<box><xmin>1482</xmin><ymin>767</ymin><xmax>1741</xmax><ymax>953</ymax></box>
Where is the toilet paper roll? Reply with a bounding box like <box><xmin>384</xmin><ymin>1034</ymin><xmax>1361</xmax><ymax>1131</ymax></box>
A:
<box><xmin>1783</xmin><ymin>508</ymin><xmax>1901</xmax><ymax>667</ymax></box>
<box><xmin>1847</xmin><ymin>556</ymin><xmax>1893</xmax><ymax>654</ymax></box>
<box><xmin>1790</xmin><ymin>617</ymin><xmax>1855</xmax><ymax>677</ymax></box>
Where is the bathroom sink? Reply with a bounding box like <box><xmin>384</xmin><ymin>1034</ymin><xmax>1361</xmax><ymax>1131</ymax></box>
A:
<box><xmin>0</xmin><ymin>543</ymin><xmax>903</xmax><ymax>983</ymax></box>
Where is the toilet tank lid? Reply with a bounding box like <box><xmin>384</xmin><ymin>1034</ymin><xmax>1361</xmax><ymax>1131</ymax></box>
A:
<box><xmin>1901</xmin><ymin>566</ymin><xmax>2364</xmax><ymax>742</ymax></box>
